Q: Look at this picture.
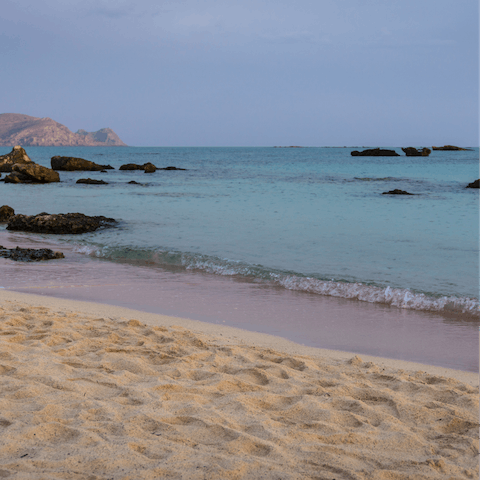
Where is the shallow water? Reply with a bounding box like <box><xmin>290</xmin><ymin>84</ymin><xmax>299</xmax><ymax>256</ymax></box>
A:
<box><xmin>0</xmin><ymin>146</ymin><xmax>478</xmax><ymax>317</ymax></box>
<box><xmin>0</xmin><ymin>230</ymin><xmax>477</xmax><ymax>372</ymax></box>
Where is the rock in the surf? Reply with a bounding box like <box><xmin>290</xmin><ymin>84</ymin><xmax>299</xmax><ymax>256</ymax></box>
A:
<box><xmin>466</xmin><ymin>179</ymin><xmax>480</xmax><ymax>189</ymax></box>
<box><xmin>401</xmin><ymin>147</ymin><xmax>431</xmax><ymax>157</ymax></box>
<box><xmin>76</xmin><ymin>178</ymin><xmax>108</xmax><ymax>185</ymax></box>
<box><xmin>0</xmin><ymin>205</ymin><xmax>15</xmax><ymax>222</ymax></box>
<box><xmin>0</xmin><ymin>146</ymin><xmax>34</xmax><ymax>172</ymax></box>
<box><xmin>51</xmin><ymin>156</ymin><xmax>114</xmax><ymax>171</ymax></box>
<box><xmin>351</xmin><ymin>149</ymin><xmax>399</xmax><ymax>157</ymax></box>
<box><xmin>4</xmin><ymin>163</ymin><xmax>60</xmax><ymax>183</ymax></box>
<box><xmin>382</xmin><ymin>189</ymin><xmax>414</xmax><ymax>195</ymax></box>
<box><xmin>7</xmin><ymin>212</ymin><xmax>117</xmax><ymax>234</ymax></box>
<box><xmin>144</xmin><ymin>163</ymin><xmax>157</xmax><ymax>173</ymax></box>
<box><xmin>0</xmin><ymin>246</ymin><xmax>65</xmax><ymax>261</ymax></box>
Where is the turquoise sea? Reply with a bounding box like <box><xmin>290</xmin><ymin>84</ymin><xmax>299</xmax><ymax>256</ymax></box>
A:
<box><xmin>0</xmin><ymin>146</ymin><xmax>478</xmax><ymax>371</ymax></box>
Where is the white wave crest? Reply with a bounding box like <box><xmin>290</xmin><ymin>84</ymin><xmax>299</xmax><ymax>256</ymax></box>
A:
<box><xmin>275</xmin><ymin>275</ymin><xmax>479</xmax><ymax>316</ymax></box>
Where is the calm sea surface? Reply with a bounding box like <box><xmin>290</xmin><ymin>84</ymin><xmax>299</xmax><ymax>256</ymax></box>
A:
<box><xmin>0</xmin><ymin>146</ymin><xmax>478</xmax><ymax>371</ymax></box>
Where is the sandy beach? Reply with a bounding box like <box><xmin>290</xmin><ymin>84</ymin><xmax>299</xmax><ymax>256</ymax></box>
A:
<box><xmin>0</xmin><ymin>290</ymin><xmax>478</xmax><ymax>479</ymax></box>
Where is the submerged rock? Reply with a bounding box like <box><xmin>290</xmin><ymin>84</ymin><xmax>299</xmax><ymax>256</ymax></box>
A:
<box><xmin>382</xmin><ymin>189</ymin><xmax>414</xmax><ymax>195</ymax></box>
<box><xmin>0</xmin><ymin>146</ymin><xmax>34</xmax><ymax>172</ymax></box>
<box><xmin>466</xmin><ymin>179</ymin><xmax>479</xmax><ymax>189</ymax></box>
<box><xmin>0</xmin><ymin>205</ymin><xmax>15</xmax><ymax>222</ymax></box>
<box><xmin>159</xmin><ymin>166</ymin><xmax>187</xmax><ymax>170</ymax></box>
<box><xmin>4</xmin><ymin>163</ymin><xmax>60</xmax><ymax>183</ymax></box>
<box><xmin>0</xmin><ymin>246</ymin><xmax>64</xmax><ymax>261</ymax></box>
<box><xmin>51</xmin><ymin>156</ymin><xmax>114</xmax><ymax>171</ymax></box>
<box><xmin>7</xmin><ymin>213</ymin><xmax>117</xmax><ymax>234</ymax></box>
<box><xmin>402</xmin><ymin>147</ymin><xmax>431</xmax><ymax>157</ymax></box>
<box><xmin>351</xmin><ymin>149</ymin><xmax>399</xmax><ymax>157</ymax></box>
<box><xmin>76</xmin><ymin>178</ymin><xmax>108</xmax><ymax>185</ymax></box>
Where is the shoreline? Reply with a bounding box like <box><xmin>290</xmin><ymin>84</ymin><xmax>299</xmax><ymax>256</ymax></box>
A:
<box><xmin>2</xmin><ymin>290</ymin><xmax>477</xmax><ymax>387</ymax></box>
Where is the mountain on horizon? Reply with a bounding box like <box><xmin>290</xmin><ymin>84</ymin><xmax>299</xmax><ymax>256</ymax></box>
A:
<box><xmin>0</xmin><ymin>113</ymin><xmax>127</xmax><ymax>146</ymax></box>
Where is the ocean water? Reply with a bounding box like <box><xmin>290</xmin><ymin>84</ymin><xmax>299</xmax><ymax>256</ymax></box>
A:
<box><xmin>0</xmin><ymin>146</ymin><xmax>478</xmax><ymax>317</ymax></box>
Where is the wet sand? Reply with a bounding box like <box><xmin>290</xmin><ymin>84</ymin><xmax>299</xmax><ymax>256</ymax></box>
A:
<box><xmin>0</xmin><ymin>290</ymin><xmax>478</xmax><ymax>479</ymax></box>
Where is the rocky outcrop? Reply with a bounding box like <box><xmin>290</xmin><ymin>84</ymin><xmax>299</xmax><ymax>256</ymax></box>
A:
<box><xmin>351</xmin><ymin>149</ymin><xmax>399</xmax><ymax>157</ymax></box>
<box><xmin>127</xmin><ymin>181</ymin><xmax>141</xmax><ymax>184</ymax></box>
<box><xmin>7</xmin><ymin>213</ymin><xmax>117</xmax><ymax>234</ymax></box>
<box><xmin>432</xmin><ymin>145</ymin><xmax>468</xmax><ymax>151</ymax></box>
<box><xmin>0</xmin><ymin>146</ymin><xmax>33</xmax><ymax>172</ymax></box>
<box><xmin>0</xmin><ymin>113</ymin><xmax>127</xmax><ymax>146</ymax></box>
<box><xmin>382</xmin><ymin>189</ymin><xmax>414</xmax><ymax>195</ymax></box>
<box><xmin>51</xmin><ymin>156</ymin><xmax>114</xmax><ymax>171</ymax></box>
<box><xmin>0</xmin><ymin>205</ymin><xmax>15</xmax><ymax>222</ymax></box>
<box><xmin>466</xmin><ymin>179</ymin><xmax>479</xmax><ymax>189</ymax></box>
<box><xmin>4</xmin><ymin>163</ymin><xmax>60</xmax><ymax>183</ymax></box>
<box><xmin>76</xmin><ymin>178</ymin><xmax>108</xmax><ymax>185</ymax></box>
<box><xmin>0</xmin><ymin>246</ymin><xmax>64</xmax><ymax>261</ymax></box>
<box><xmin>402</xmin><ymin>147</ymin><xmax>431</xmax><ymax>157</ymax></box>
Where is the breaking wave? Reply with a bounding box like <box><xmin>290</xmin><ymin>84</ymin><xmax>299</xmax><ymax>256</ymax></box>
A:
<box><xmin>74</xmin><ymin>244</ymin><xmax>479</xmax><ymax>318</ymax></box>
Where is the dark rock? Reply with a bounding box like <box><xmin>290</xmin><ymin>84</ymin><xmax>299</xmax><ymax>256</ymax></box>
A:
<box><xmin>51</xmin><ymin>156</ymin><xmax>113</xmax><ymax>171</ymax></box>
<box><xmin>100</xmin><ymin>170</ymin><xmax>107</xmax><ymax>173</ymax></box>
<box><xmin>7</xmin><ymin>213</ymin><xmax>117</xmax><ymax>234</ymax></box>
<box><xmin>6</xmin><ymin>163</ymin><xmax>60</xmax><ymax>183</ymax></box>
<box><xmin>144</xmin><ymin>163</ymin><xmax>157</xmax><ymax>173</ymax></box>
<box><xmin>159</xmin><ymin>166</ymin><xmax>187</xmax><ymax>170</ymax></box>
<box><xmin>432</xmin><ymin>145</ymin><xmax>468</xmax><ymax>151</ymax></box>
<box><xmin>351</xmin><ymin>149</ymin><xmax>399</xmax><ymax>157</ymax></box>
<box><xmin>4</xmin><ymin>171</ymin><xmax>30</xmax><ymax>184</ymax></box>
<box><xmin>76</xmin><ymin>178</ymin><xmax>108</xmax><ymax>185</ymax></box>
<box><xmin>0</xmin><ymin>246</ymin><xmax>64</xmax><ymax>261</ymax></box>
<box><xmin>128</xmin><ymin>181</ymin><xmax>141</xmax><ymax>184</ymax></box>
<box><xmin>119</xmin><ymin>163</ymin><xmax>146</xmax><ymax>170</ymax></box>
<box><xmin>466</xmin><ymin>179</ymin><xmax>480</xmax><ymax>189</ymax></box>
<box><xmin>382</xmin><ymin>189</ymin><xmax>414</xmax><ymax>195</ymax></box>
<box><xmin>0</xmin><ymin>146</ymin><xmax>33</xmax><ymax>172</ymax></box>
<box><xmin>402</xmin><ymin>147</ymin><xmax>431</xmax><ymax>157</ymax></box>
<box><xmin>0</xmin><ymin>205</ymin><xmax>15</xmax><ymax>222</ymax></box>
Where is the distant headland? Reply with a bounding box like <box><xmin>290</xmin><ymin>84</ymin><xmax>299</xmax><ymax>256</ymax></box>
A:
<box><xmin>0</xmin><ymin>113</ymin><xmax>127</xmax><ymax>147</ymax></box>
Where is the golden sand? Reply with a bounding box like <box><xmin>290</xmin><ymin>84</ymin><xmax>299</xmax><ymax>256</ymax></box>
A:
<box><xmin>0</xmin><ymin>291</ymin><xmax>478</xmax><ymax>479</ymax></box>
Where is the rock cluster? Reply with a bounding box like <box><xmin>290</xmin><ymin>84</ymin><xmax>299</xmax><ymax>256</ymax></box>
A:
<box><xmin>0</xmin><ymin>246</ymin><xmax>64</xmax><ymax>261</ymax></box>
<box><xmin>0</xmin><ymin>146</ymin><xmax>33</xmax><ymax>172</ymax></box>
<box><xmin>119</xmin><ymin>162</ymin><xmax>156</xmax><ymax>172</ymax></box>
<box><xmin>466</xmin><ymin>179</ymin><xmax>479</xmax><ymax>189</ymax></box>
<box><xmin>0</xmin><ymin>146</ymin><xmax>59</xmax><ymax>183</ymax></box>
<box><xmin>51</xmin><ymin>156</ymin><xmax>114</xmax><ymax>171</ymax></box>
<box><xmin>402</xmin><ymin>147</ymin><xmax>431</xmax><ymax>157</ymax></box>
<box><xmin>7</xmin><ymin>213</ymin><xmax>117</xmax><ymax>234</ymax></box>
<box><xmin>351</xmin><ymin>149</ymin><xmax>400</xmax><ymax>157</ymax></box>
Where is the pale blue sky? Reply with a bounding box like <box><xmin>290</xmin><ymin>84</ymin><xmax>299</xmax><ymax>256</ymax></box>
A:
<box><xmin>2</xmin><ymin>0</ymin><xmax>478</xmax><ymax>146</ymax></box>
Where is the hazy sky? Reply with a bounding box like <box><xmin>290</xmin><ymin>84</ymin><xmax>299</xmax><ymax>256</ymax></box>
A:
<box><xmin>2</xmin><ymin>0</ymin><xmax>478</xmax><ymax>146</ymax></box>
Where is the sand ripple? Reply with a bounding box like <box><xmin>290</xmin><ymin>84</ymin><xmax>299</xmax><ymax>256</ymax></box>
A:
<box><xmin>0</xmin><ymin>302</ymin><xmax>478</xmax><ymax>479</ymax></box>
